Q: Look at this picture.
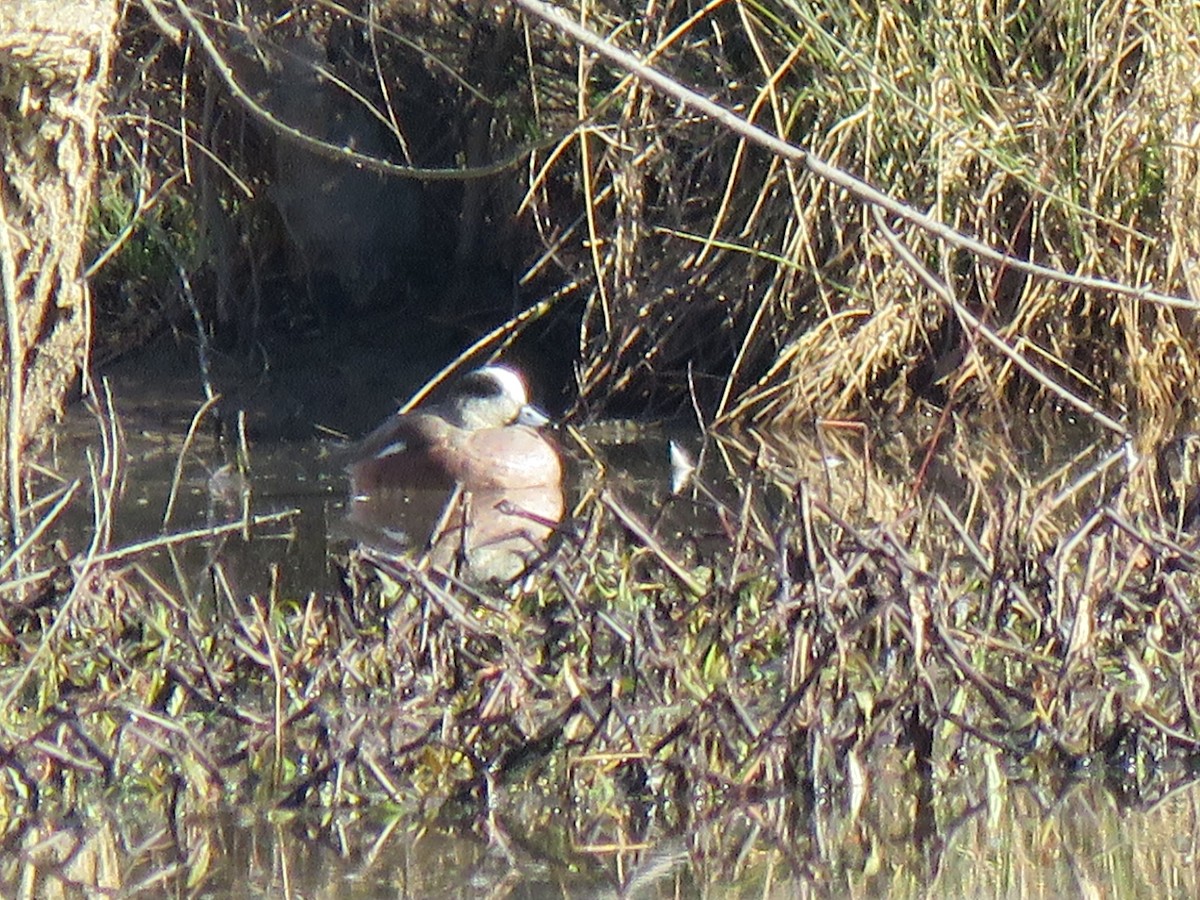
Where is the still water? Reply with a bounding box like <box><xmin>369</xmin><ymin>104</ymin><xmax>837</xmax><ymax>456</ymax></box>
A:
<box><xmin>7</xmin><ymin>768</ymin><xmax>1200</xmax><ymax>896</ymax></box>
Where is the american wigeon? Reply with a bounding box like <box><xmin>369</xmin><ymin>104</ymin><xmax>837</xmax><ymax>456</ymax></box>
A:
<box><xmin>346</xmin><ymin>365</ymin><xmax>564</xmax><ymax>582</ymax></box>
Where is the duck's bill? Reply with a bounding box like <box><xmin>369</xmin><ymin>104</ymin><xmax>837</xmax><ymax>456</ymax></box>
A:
<box><xmin>517</xmin><ymin>404</ymin><xmax>551</xmax><ymax>427</ymax></box>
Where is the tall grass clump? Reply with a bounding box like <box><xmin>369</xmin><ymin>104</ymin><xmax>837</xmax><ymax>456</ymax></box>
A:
<box><xmin>535</xmin><ymin>0</ymin><xmax>1200</xmax><ymax>445</ymax></box>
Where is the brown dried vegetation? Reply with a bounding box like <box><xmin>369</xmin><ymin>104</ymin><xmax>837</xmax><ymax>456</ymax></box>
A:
<box><xmin>4</xmin><ymin>0</ymin><xmax>1200</xmax><ymax>893</ymax></box>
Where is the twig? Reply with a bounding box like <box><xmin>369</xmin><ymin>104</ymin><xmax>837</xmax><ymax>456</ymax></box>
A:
<box><xmin>402</xmin><ymin>294</ymin><xmax>565</xmax><ymax>412</ymax></box>
<box><xmin>510</xmin><ymin>0</ymin><xmax>1199</xmax><ymax>312</ymax></box>
<box><xmin>163</xmin><ymin>392</ymin><xmax>222</xmax><ymax>527</ymax></box>
<box><xmin>600</xmin><ymin>488</ymin><xmax>707</xmax><ymax>597</ymax></box>
<box><xmin>169</xmin><ymin>0</ymin><xmax>559</xmax><ymax>182</ymax></box>
<box><xmin>0</xmin><ymin>480</ymin><xmax>80</xmax><ymax>581</ymax></box>
<box><xmin>0</xmin><ymin>183</ymin><xmax>24</xmax><ymax>553</ymax></box>
<box><xmin>91</xmin><ymin>510</ymin><xmax>295</xmax><ymax>566</ymax></box>
<box><xmin>871</xmin><ymin>207</ymin><xmax>1130</xmax><ymax>439</ymax></box>
<box><xmin>83</xmin><ymin>171</ymin><xmax>184</xmax><ymax>280</ymax></box>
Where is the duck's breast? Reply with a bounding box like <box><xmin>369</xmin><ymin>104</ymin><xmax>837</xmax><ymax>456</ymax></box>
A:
<box><xmin>450</xmin><ymin>426</ymin><xmax>562</xmax><ymax>491</ymax></box>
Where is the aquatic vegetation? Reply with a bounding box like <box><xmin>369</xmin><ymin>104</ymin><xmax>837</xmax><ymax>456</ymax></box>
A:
<box><xmin>2</xmin><ymin>410</ymin><xmax>1200</xmax><ymax>893</ymax></box>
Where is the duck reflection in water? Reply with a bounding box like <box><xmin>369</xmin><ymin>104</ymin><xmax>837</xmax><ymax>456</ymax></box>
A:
<box><xmin>345</xmin><ymin>365</ymin><xmax>563</xmax><ymax>583</ymax></box>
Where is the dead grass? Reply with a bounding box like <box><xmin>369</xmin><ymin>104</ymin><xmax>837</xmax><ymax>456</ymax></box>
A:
<box><xmin>3</xmin><ymin>406</ymin><xmax>1200</xmax><ymax>863</ymax></box>
<box><xmin>517</xmin><ymin>0</ymin><xmax>1200</xmax><ymax>447</ymax></box>
<box><xmin>90</xmin><ymin>0</ymin><xmax>1200</xmax><ymax>439</ymax></box>
<box><xmin>8</xmin><ymin>0</ymin><xmax>1200</xmax><ymax>892</ymax></box>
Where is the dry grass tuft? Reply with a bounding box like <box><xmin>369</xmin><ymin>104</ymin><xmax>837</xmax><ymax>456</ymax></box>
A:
<box><xmin>515</xmin><ymin>0</ymin><xmax>1200</xmax><ymax>444</ymax></box>
<box><xmin>91</xmin><ymin>0</ymin><xmax>1200</xmax><ymax>439</ymax></box>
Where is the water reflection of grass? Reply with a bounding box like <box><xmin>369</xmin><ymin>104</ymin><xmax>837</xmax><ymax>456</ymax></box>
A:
<box><xmin>3</xmin><ymin>749</ymin><xmax>1199</xmax><ymax>895</ymax></box>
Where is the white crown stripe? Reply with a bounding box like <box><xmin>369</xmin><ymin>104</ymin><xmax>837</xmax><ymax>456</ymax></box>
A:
<box><xmin>478</xmin><ymin>365</ymin><xmax>529</xmax><ymax>407</ymax></box>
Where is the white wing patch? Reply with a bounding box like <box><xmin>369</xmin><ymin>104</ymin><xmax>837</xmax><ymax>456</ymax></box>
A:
<box><xmin>374</xmin><ymin>440</ymin><xmax>410</xmax><ymax>460</ymax></box>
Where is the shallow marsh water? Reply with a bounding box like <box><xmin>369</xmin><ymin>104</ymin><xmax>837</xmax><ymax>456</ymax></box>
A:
<box><xmin>7</xmin><ymin>760</ymin><xmax>1200</xmax><ymax>896</ymax></box>
<box><xmin>41</xmin><ymin>367</ymin><xmax>699</xmax><ymax>603</ymax></box>
<box><xmin>9</xmin><ymin>352</ymin><xmax>1199</xmax><ymax>898</ymax></box>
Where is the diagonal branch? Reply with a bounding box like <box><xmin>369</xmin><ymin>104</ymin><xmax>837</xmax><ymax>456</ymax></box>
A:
<box><xmin>511</xmin><ymin>0</ymin><xmax>1197</xmax><ymax>312</ymax></box>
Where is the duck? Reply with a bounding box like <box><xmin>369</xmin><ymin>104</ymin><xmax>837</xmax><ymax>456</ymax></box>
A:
<box><xmin>345</xmin><ymin>365</ymin><xmax>564</xmax><ymax>582</ymax></box>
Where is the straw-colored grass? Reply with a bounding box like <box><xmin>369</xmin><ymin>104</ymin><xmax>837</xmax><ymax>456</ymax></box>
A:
<box><xmin>7</xmin><ymin>0</ymin><xmax>1200</xmax><ymax>892</ymax></box>
<box><xmin>512</xmin><ymin>0</ymin><xmax>1200</xmax><ymax>444</ymax></box>
<box><xmin>88</xmin><ymin>0</ymin><xmax>1200</xmax><ymax>443</ymax></box>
